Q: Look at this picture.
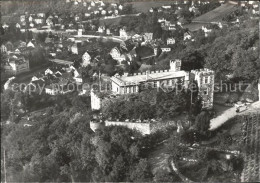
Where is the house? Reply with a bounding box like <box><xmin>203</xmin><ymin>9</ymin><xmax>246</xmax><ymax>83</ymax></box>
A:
<box><xmin>37</xmin><ymin>13</ymin><xmax>45</xmax><ymax>18</ymax></box>
<box><xmin>3</xmin><ymin>55</ymin><xmax>30</xmax><ymax>74</ymax></box>
<box><xmin>143</xmin><ymin>33</ymin><xmax>153</xmax><ymax>42</ymax></box>
<box><xmin>106</xmin><ymin>28</ymin><xmax>111</xmax><ymax>35</ymax></box>
<box><xmin>83</xmin><ymin>2</ymin><xmax>87</xmax><ymax>6</ymax></box>
<box><xmin>75</xmin><ymin>15</ymin><xmax>80</xmax><ymax>21</ymax></box>
<box><xmin>100</xmin><ymin>1</ymin><xmax>105</xmax><ymax>6</ymax></box>
<box><xmin>167</xmin><ymin>38</ymin><xmax>175</xmax><ymax>45</ymax></box>
<box><xmin>161</xmin><ymin>46</ymin><xmax>171</xmax><ymax>52</ymax></box>
<box><xmin>1</xmin><ymin>45</ymin><xmax>7</xmax><ymax>53</ymax></box>
<box><xmin>85</xmin><ymin>13</ymin><xmax>91</xmax><ymax>17</ymax></box>
<box><xmin>184</xmin><ymin>32</ymin><xmax>192</xmax><ymax>41</ymax></box>
<box><xmin>78</xmin><ymin>29</ymin><xmax>83</xmax><ymax>36</ymax></box>
<box><xmin>27</xmin><ymin>41</ymin><xmax>35</xmax><ymax>48</ymax></box>
<box><xmin>45</xmin><ymin>68</ymin><xmax>54</xmax><ymax>75</ymax></box>
<box><xmin>20</xmin><ymin>15</ymin><xmax>26</xmax><ymax>22</ymax></box>
<box><xmin>132</xmin><ymin>34</ymin><xmax>143</xmax><ymax>42</ymax></box>
<box><xmin>97</xmin><ymin>26</ymin><xmax>105</xmax><ymax>33</ymax></box>
<box><xmin>34</xmin><ymin>18</ymin><xmax>44</xmax><ymax>24</ymax></box>
<box><xmin>46</xmin><ymin>17</ymin><xmax>53</xmax><ymax>26</ymax></box>
<box><xmin>114</xmin><ymin>9</ymin><xmax>119</xmax><ymax>15</ymax></box>
<box><xmin>110</xmin><ymin>47</ymin><xmax>126</xmax><ymax>64</ymax></box>
<box><xmin>82</xmin><ymin>52</ymin><xmax>91</xmax><ymax>67</ymax></box>
<box><xmin>71</xmin><ymin>44</ymin><xmax>78</xmax><ymax>54</ymax></box>
<box><xmin>91</xmin><ymin>1</ymin><xmax>95</xmax><ymax>6</ymax></box>
<box><xmin>119</xmin><ymin>27</ymin><xmax>128</xmax><ymax>40</ymax></box>
<box><xmin>162</xmin><ymin>5</ymin><xmax>171</xmax><ymax>9</ymax></box>
<box><xmin>16</xmin><ymin>23</ymin><xmax>21</xmax><ymax>29</ymax></box>
<box><xmin>119</xmin><ymin>5</ymin><xmax>123</xmax><ymax>10</ymax></box>
<box><xmin>149</xmin><ymin>8</ymin><xmax>154</xmax><ymax>13</ymax></box>
<box><xmin>101</xmin><ymin>10</ymin><xmax>107</xmax><ymax>15</ymax></box>
<box><xmin>2</xmin><ymin>23</ymin><xmax>9</xmax><ymax>29</ymax></box>
<box><xmin>28</xmin><ymin>15</ymin><xmax>33</xmax><ymax>22</ymax></box>
<box><xmin>29</xmin><ymin>23</ymin><xmax>34</xmax><ymax>27</ymax></box>
<box><xmin>158</xmin><ymin>18</ymin><xmax>166</xmax><ymax>23</ymax></box>
<box><xmin>94</xmin><ymin>10</ymin><xmax>100</xmax><ymax>15</ymax></box>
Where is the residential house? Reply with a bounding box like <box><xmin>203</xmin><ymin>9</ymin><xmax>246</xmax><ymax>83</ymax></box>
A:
<box><xmin>16</xmin><ymin>23</ymin><xmax>21</xmax><ymax>29</ymax></box>
<box><xmin>167</xmin><ymin>38</ymin><xmax>175</xmax><ymax>45</ymax></box>
<box><xmin>184</xmin><ymin>32</ymin><xmax>192</xmax><ymax>41</ymax></box>
<box><xmin>114</xmin><ymin>9</ymin><xmax>119</xmax><ymax>15</ymax></box>
<box><xmin>143</xmin><ymin>33</ymin><xmax>153</xmax><ymax>42</ymax></box>
<box><xmin>20</xmin><ymin>15</ymin><xmax>26</xmax><ymax>22</ymax></box>
<box><xmin>119</xmin><ymin>5</ymin><xmax>123</xmax><ymax>10</ymax></box>
<box><xmin>161</xmin><ymin>46</ymin><xmax>171</xmax><ymax>52</ymax></box>
<box><xmin>85</xmin><ymin>13</ymin><xmax>91</xmax><ymax>17</ymax></box>
<box><xmin>119</xmin><ymin>27</ymin><xmax>128</xmax><ymax>40</ymax></box>
<box><xmin>101</xmin><ymin>10</ymin><xmax>107</xmax><ymax>15</ymax></box>
<box><xmin>37</xmin><ymin>13</ymin><xmax>45</xmax><ymax>18</ymax></box>
<box><xmin>3</xmin><ymin>55</ymin><xmax>30</xmax><ymax>74</ymax></box>
<box><xmin>91</xmin><ymin>1</ymin><xmax>95</xmax><ymax>6</ymax></box>
<box><xmin>1</xmin><ymin>45</ymin><xmax>7</xmax><ymax>53</ymax></box>
<box><xmin>82</xmin><ymin>52</ymin><xmax>91</xmax><ymax>67</ymax></box>
<box><xmin>27</xmin><ymin>41</ymin><xmax>35</xmax><ymax>48</ymax></box>
<box><xmin>71</xmin><ymin>44</ymin><xmax>78</xmax><ymax>54</ymax></box>
<box><xmin>97</xmin><ymin>26</ymin><xmax>105</xmax><ymax>33</ymax></box>
<box><xmin>75</xmin><ymin>15</ymin><xmax>80</xmax><ymax>21</ymax></box>
<box><xmin>110</xmin><ymin>47</ymin><xmax>126</xmax><ymax>64</ymax></box>
<box><xmin>2</xmin><ymin>23</ymin><xmax>9</xmax><ymax>29</ymax></box>
<box><xmin>162</xmin><ymin>5</ymin><xmax>171</xmax><ymax>9</ymax></box>
<box><xmin>28</xmin><ymin>15</ymin><xmax>33</xmax><ymax>22</ymax></box>
<box><xmin>34</xmin><ymin>18</ymin><xmax>44</xmax><ymax>24</ymax></box>
<box><xmin>106</xmin><ymin>28</ymin><xmax>111</xmax><ymax>35</ymax></box>
<box><xmin>149</xmin><ymin>8</ymin><xmax>154</xmax><ymax>13</ymax></box>
<box><xmin>132</xmin><ymin>34</ymin><xmax>143</xmax><ymax>42</ymax></box>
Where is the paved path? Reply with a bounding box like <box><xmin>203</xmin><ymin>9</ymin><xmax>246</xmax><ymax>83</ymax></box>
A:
<box><xmin>209</xmin><ymin>101</ymin><xmax>260</xmax><ymax>131</ymax></box>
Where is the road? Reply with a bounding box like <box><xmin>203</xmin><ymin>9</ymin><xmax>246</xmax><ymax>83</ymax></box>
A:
<box><xmin>209</xmin><ymin>101</ymin><xmax>260</xmax><ymax>131</ymax></box>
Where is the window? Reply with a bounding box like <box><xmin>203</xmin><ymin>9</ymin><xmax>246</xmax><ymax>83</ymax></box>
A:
<box><xmin>154</xmin><ymin>81</ymin><xmax>157</xmax><ymax>88</ymax></box>
<box><xmin>205</xmin><ymin>76</ymin><xmax>209</xmax><ymax>84</ymax></box>
<box><xmin>203</xmin><ymin>89</ymin><xmax>208</xmax><ymax>95</ymax></box>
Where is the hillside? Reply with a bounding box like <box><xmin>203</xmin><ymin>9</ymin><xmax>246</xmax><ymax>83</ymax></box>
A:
<box><xmin>192</xmin><ymin>2</ymin><xmax>238</xmax><ymax>23</ymax></box>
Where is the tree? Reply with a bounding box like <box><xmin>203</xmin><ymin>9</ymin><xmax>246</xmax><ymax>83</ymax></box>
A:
<box><xmin>195</xmin><ymin>111</ymin><xmax>211</xmax><ymax>134</ymax></box>
<box><xmin>130</xmin><ymin>159</ymin><xmax>153</xmax><ymax>182</ymax></box>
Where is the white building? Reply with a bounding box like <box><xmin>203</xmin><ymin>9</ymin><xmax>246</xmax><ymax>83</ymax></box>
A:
<box><xmin>97</xmin><ymin>26</ymin><xmax>105</xmax><ymax>33</ymax></box>
<box><xmin>4</xmin><ymin>57</ymin><xmax>30</xmax><ymax>74</ymax></box>
<box><xmin>110</xmin><ymin>60</ymin><xmax>215</xmax><ymax>109</ymax></box>
<box><xmin>110</xmin><ymin>60</ymin><xmax>189</xmax><ymax>95</ymax></box>
<box><xmin>110</xmin><ymin>47</ymin><xmax>126</xmax><ymax>64</ymax></box>
<box><xmin>161</xmin><ymin>46</ymin><xmax>171</xmax><ymax>52</ymax></box>
<box><xmin>71</xmin><ymin>44</ymin><xmax>78</xmax><ymax>54</ymax></box>
<box><xmin>167</xmin><ymin>38</ymin><xmax>175</xmax><ymax>45</ymax></box>
<box><xmin>82</xmin><ymin>52</ymin><xmax>91</xmax><ymax>67</ymax></box>
<box><xmin>143</xmin><ymin>33</ymin><xmax>153</xmax><ymax>42</ymax></box>
<box><xmin>119</xmin><ymin>28</ymin><xmax>128</xmax><ymax>40</ymax></box>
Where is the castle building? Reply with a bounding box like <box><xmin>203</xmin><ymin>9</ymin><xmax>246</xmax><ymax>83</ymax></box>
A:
<box><xmin>110</xmin><ymin>59</ymin><xmax>215</xmax><ymax>108</ymax></box>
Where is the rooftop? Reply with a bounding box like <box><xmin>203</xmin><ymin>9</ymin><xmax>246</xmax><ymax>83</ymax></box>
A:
<box><xmin>111</xmin><ymin>70</ymin><xmax>189</xmax><ymax>86</ymax></box>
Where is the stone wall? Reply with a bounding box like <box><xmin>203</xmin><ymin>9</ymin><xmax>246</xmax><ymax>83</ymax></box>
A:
<box><xmin>105</xmin><ymin>121</ymin><xmax>152</xmax><ymax>135</ymax></box>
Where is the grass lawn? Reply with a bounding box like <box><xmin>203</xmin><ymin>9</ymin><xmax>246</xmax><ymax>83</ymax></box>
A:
<box><xmin>125</xmin><ymin>1</ymin><xmax>175</xmax><ymax>13</ymax></box>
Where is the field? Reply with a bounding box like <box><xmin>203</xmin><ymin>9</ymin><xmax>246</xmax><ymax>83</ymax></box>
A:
<box><xmin>192</xmin><ymin>2</ymin><xmax>237</xmax><ymax>23</ymax></box>
<box><xmin>126</xmin><ymin>1</ymin><xmax>175</xmax><ymax>13</ymax></box>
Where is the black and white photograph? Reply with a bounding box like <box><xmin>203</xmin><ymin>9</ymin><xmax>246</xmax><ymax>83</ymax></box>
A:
<box><xmin>1</xmin><ymin>0</ymin><xmax>260</xmax><ymax>182</ymax></box>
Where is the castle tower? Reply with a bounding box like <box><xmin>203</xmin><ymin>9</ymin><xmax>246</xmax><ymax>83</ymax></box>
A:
<box><xmin>170</xmin><ymin>59</ymin><xmax>182</xmax><ymax>72</ymax></box>
<box><xmin>191</xmin><ymin>68</ymin><xmax>215</xmax><ymax>109</ymax></box>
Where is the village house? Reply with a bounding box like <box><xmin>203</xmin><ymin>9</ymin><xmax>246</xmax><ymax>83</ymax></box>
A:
<box><xmin>3</xmin><ymin>55</ymin><xmax>30</xmax><ymax>75</ymax></box>
<box><xmin>161</xmin><ymin>45</ymin><xmax>171</xmax><ymax>52</ymax></box>
<box><xmin>34</xmin><ymin>18</ymin><xmax>44</xmax><ymax>24</ymax></box>
<box><xmin>20</xmin><ymin>15</ymin><xmax>26</xmax><ymax>22</ymax></box>
<box><xmin>28</xmin><ymin>15</ymin><xmax>33</xmax><ymax>22</ymax></box>
<box><xmin>106</xmin><ymin>28</ymin><xmax>111</xmax><ymax>35</ymax></box>
<box><xmin>110</xmin><ymin>47</ymin><xmax>126</xmax><ymax>64</ymax></box>
<box><xmin>82</xmin><ymin>52</ymin><xmax>91</xmax><ymax>67</ymax></box>
<box><xmin>132</xmin><ymin>34</ymin><xmax>143</xmax><ymax>42</ymax></box>
<box><xmin>2</xmin><ymin>23</ymin><xmax>9</xmax><ymax>29</ymax></box>
<box><xmin>27</xmin><ymin>41</ymin><xmax>35</xmax><ymax>48</ymax></box>
<box><xmin>119</xmin><ymin>27</ymin><xmax>128</xmax><ymax>40</ymax></box>
<box><xmin>149</xmin><ymin>8</ymin><xmax>154</xmax><ymax>13</ymax></box>
<box><xmin>16</xmin><ymin>23</ymin><xmax>21</xmax><ymax>29</ymax></box>
<box><xmin>71</xmin><ymin>43</ymin><xmax>78</xmax><ymax>54</ymax></box>
<box><xmin>143</xmin><ymin>33</ymin><xmax>153</xmax><ymax>42</ymax></box>
<box><xmin>97</xmin><ymin>26</ymin><xmax>105</xmax><ymax>33</ymax></box>
<box><xmin>167</xmin><ymin>38</ymin><xmax>175</xmax><ymax>45</ymax></box>
<box><xmin>184</xmin><ymin>32</ymin><xmax>192</xmax><ymax>41</ymax></box>
<box><xmin>118</xmin><ymin>4</ymin><xmax>123</xmax><ymax>10</ymax></box>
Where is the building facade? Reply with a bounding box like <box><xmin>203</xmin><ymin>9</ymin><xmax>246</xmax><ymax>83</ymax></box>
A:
<box><xmin>110</xmin><ymin>59</ymin><xmax>215</xmax><ymax>108</ymax></box>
